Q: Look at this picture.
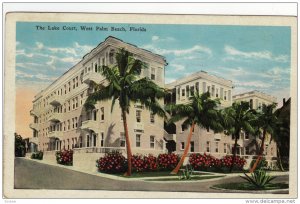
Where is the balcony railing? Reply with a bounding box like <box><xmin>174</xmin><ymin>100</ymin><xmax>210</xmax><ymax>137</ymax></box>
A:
<box><xmin>30</xmin><ymin>109</ymin><xmax>40</xmax><ymax>117</ymax></box>
<box><xmin>48</xmin><ymin>131</ymin><xmax>63</xmax><ymax>139</ymax></box>
<box><xmin>73</xmin><ymin>147</ymin><xmax>126</xmax><ymax>154</ymax></box>
<box><xmin>134</xmin><ymin>122</ymin><xmax>144</xmax><ymax>131</ymax></box>
<box><xmin>82</xmin><ymin>72</ymin><xmax>103</xmax><ymax>84</ymax></box>
<box><xmin>49</xmin><ymin>95</ymin><xmax>64</xmax><ymax>106</ymax></box>
<box><xmin>48</xmin><ymin>112</ymin><xmax>63</xmax><ymax>123</ymax></box>
<box><xmin>29</xmin><ymin>123</ymin><xmax>39</xmax><ymax>130</ymax></box>
<box><xmin>81</xmin><ymin>120</ymin><xmax>98</xmax><ymax>132</ymax></box>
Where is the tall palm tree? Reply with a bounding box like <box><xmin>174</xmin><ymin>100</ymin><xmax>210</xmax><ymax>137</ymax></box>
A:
<box><xmin>220</xmin><ymin>101</ymin><xmax>256</xmax><ymax>172</ymax></box>
<box><xmin>85</xmin><ymin>48</ymin><xmax>166</xmax><ymax>176</ymax></box>
<box><xmin>166</xmin><ymin>92</ymin><xmax>222</xmax><ymax>174</ymax></box>
<box><xmin>249</xmin><ymin>103</ymin><xmax>278</xmax><ymax>173</ymax></box>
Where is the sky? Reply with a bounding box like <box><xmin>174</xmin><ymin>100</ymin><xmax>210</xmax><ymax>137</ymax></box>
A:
<box><xmin>15</xmin><ymin>22</ymin><xmax>291</xmax><ymax>137</ymax></box>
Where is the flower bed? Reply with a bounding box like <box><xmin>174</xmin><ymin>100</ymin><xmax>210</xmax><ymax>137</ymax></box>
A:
<box><xmin>56</xmin><ymin>150</ymin><xmax>73</xmax><ymax>166</ymax></box>
<box><xmin>132</xmin><ymin>154</ymin><xmax>158</xmax><ymax>172</ymax></box>
<box><xmin>157</xmin><ymin>153</ymin><xmax>179</xmax><ymax>171</ymax></box>
<box><xmin>189</xmin><ymin>153</ymin><xmax>246</xmax><ymax>172</ymax></box>
<box><xmin>96</xmin><ymin>152</ymin><xmax>127</xmax><ymax>174</ymax></box>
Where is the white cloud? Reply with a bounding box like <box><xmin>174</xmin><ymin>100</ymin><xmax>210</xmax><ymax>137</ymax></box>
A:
<box><xmin>165</xmin><ymin>77</ymin><xmax>176</xmax><ymax>84</ymax></box>
<box><xmin>151</xmin><ymin>35</ymin><xmax>175</xmax><ymax>43</ymax></box>
<box><xmin>170</xmin><ymin>64</ymin><xmax>185</xmax><ymax>72</ymax></box>
<box><xmin>152</xmin><ymin>36</ymin><xmax>159</xmax><ymax>41</ymax></box>
<box><xmin>36</xmin><ymin>42</ymin><xmax>44</xmax><ymax>49</ymax></box>
<box><xmin>16</xmin><ymin>70</ymin><xmax>57</xmax><ymax>81</ymax></box>
<box><xmin>224</xmin><ymin>45</ymin><xmax>289</xmax><ymax>63</ymax></box>
<box><xmin>235</xmin><ymin>81</ymin><xmax>272</xmax><ymax>89</ymax></box>
<box><xmin>143</xmin><ymin>44</ymin><xmax>212</xmax><ymax>57</ymax></box>
<box><xmin>16</xmin><ymin>49</ymin><xmax>33</xmax><ymax>58</ymax></box>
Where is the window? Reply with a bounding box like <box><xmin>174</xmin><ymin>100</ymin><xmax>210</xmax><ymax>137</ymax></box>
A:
<box><xmin>150</xmin><ymin>112</ymin><xmax>155</xmax><ymax>123</ymax></box>
<box><xmin>190</xmin><ymin>141</ymin><xmax>194</xmax><ymax>152</ymax></box>
<box><xmin>109</xmin><ymin>50</ymin><xmax>115</xmax><ymax>64</ymax></box>
<box><xmin>95</xmin><ymin>63</ymin><xmax>97</xmax><ymax>72</ymax></box>
<box><xmin>195</xmin><ymin>82</ymin><xmax>199</xmax><ymax>92</ymax></box>
<box><xmin>190</xmin><ymin>86</ymin><xmax>194</xmax><ymax>96</ymax></box>
<box><xmin>206</xmin><ymin>141</ymin><xmax>210</xmax><ymax>152</ymax></box>
<box><xmin>93</xmin><ymin>134</ymin><xmax>97</xmax><ymax>147</ymax></box>
<box><xmin>86</xmin><ymin>135</ymin><xmax>90</xmax><ymax>147</ymax></box>
<box><xmin>224</xmin><ymin>91</ymin><xmax>227</xmax><ymax>100</ymax></box>
<box><xmin>245</xmin><ymin>147</ymin><xmax>250</xmax><ymax>155</ymax></box>
<box><xmin>76</xmin><ymin>76</ymin><xmax>79</xmax><ymax>87</ymax></box>
<box><xmin>72</xmin><ymin>99</ymin><xmax>75</xmax><ymax>109</ymax></box>
<box><xmin>73</xmin><ymin>79</ymin><xmax>75</xmax><ymax>89</ymax></box>
<box><xmin>180</xmin><ymin>142</ymin><xmax>185</xmax><ymax>150</ymax></box>
<box><xmin>182</xmin><ymin>89</ymin><xmax>185</xmax><ymax>97</ymax></box>
<box><xmin>245</xmin><ymin>132</ymin><xmax>249</xmax><ymax>140</ymax></box>
<box><xmin>79</xmin><ymin>136</ymin><xmax>83</xmax><ymax>148</ymax></box>
<box><xmin>136</xmin><ymin>134</ymin><xmax>141</xmax><ymax>147</ymax></box>
<box><xmin>75</xmin><ymin>97</ymin><xmax>78</xmax><ymax>108</ymax></box>
<box><xmin>224</xmin><ymin>143</ymin><xmax>227</xmax><ymax>153</ymax></box>
<box><xmin>75</xmin><ymin>117</ymin><xmax>78</xmax><ymax>128</ymax></box>
<box><xmin>67</xmin><ymin>120</ymin><xmax>70</xmax><ymax>130</ymax></box>
<box><xmin>68</xmin><ymin>82</ymin><xmax>71</xmax><ymax>92</ymax></box>
<box><xmin>186</xmin><ymin>85</ymin><xmax>190</xmax><ymax>98</ymax></box>
<box><xmin>100</xmin><ymin>132</ymin><xmax>104</xmax><ymax>147</ymax></box>
<box><xmin>100</xmin><ymin>107</ymin><xmax>104</xmax><ymax>121</ymax></box>
<box><xmin>72</xmin><ymin>118</ymin><xmax>74</xmax><ymax>129</ymax></box>
<box><xmin>151</xmin><ymin>67</ymin><xmax>156</xmax><ymax>80</ymax></box>
<box><xmin>215</xmin><ymin>142</ymin><xmax>219</xmax><ymax>153</ymax></box>
<box><xmin>150</xmin><ymin>136</ymin><xmax>155</xmax><ymax>148</ymax></box>
<box><xmin>120</xmin><ymin>132</ymin><xmax>126</xmax><ymax>147</ymax></box>
<box><xmin>216</xmin><ymin>88</ymin><xmax>219</xmax><ymax>97</ymax></box>
<box><xmin>250</xmin><ymin>99</ymin><xmax>253</xmax><ymax>109</ymax></box>
<box><xmin>181</xmin><ymin>124</ymin><xmax>187</xmax><ymax>132</ymax></box>
<box><xmin>207</xmin><ymin>86</ymin><xmax>210</xmax><ymax>93</ymax></box>
<box><xmin>67</xmin><ymin>139</ymin><xmax>70</xmax><ymax>150</ymax></box>
<box><xmin>93</xmin><ymin>110</ymin><xmax>97</xmax><ymax>121</ymax></box>
<box><xmin>177</xmin><ymin>88</ymin><xmax>180</xmax><ymax>100</ymax></box>
<box><xmin>136</xmin><ymin>110</ymin><xmax>141</xmax><ymax>123</ymax></box>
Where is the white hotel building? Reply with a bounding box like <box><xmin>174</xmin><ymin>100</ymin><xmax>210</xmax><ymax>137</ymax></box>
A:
<box><xmin>29</xmin><ymin>36</ymin><xmax>278</xmax><ymax>167</ymax></box>
<box><xmin>29</xmin><ymin>36</ymin><xmax>167</xmax><ymax>166</ymax></box>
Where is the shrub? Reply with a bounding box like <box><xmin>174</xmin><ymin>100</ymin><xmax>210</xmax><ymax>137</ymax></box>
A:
<box><xmin>250</xmin><ymin>157</ymin><xmax>268</xmax><ymax>170</ymax></box>
<box><xmin>157</xmin><ymin>153</ymin><xmax>179</xmax><ymax>170</ymax></box>
<box><xmin>31</xmin><ymin>151</ymin><xmax>43</xmax><ymax>160</ymax></box>
<box><xmin>96</xmin><ymin>152</ymin><xmax>127</xmax><ymax>174</ymax></box>
<box><xmin>240</xmin><ymin>169</ymin><xmax>276</xmax><ymax>189</ymax></box>
<box><xmin>189</xmin><ymin>153</ymin><xmax>246</xmax><ymax>172</ymax></box>
<box><xmin>178</xmin><ymin>164</ymin><xmax>194</xmax><ymax>180</ymax></box>
<box><xmin>56</xmin><ymin>150</ymin><xmax>73</xmax><ymax>165</ymax></box>
<box><xmin>132</xmin><ymin>154</ymin><xmax>158</xmax><ymax>172</ymax></box>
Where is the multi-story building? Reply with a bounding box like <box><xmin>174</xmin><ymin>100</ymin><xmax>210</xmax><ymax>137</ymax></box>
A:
<box><xmin>165</xmin><ymin>71</ymin><xmax>236</xmax><ymax>158</ymax></box>
<box><xmin>233</xmin><ymin>90</ymin><xmax>278</xmax><ymax>167</ymax></box>
<box><xmin>29</xmin><ymin>36</ymin><xmax>167</xmax><ymax>163</ymax></box>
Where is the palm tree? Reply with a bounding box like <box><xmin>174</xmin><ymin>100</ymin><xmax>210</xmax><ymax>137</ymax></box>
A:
<box><xmin>166</xmin><ymin>92</ymin><xmax>222</xmax><ymax>174</ymax></box>
<box><xmin>220</xmin><ymin>101</ymin><xmax>256</xmax><ymax>172</ymax></box>
<box><xmin>249</xmin><ymin>103</ymin><xmax>278</xmax><ymax>173</ymax></box>
<box><xmin>84</xmin><ymin>48</ymin><xmax>166</xmax><ymax>176</ymax></box>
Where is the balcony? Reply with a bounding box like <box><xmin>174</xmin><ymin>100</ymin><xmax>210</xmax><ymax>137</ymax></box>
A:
<box><xmin>48</xmin><ymin>112</ymin><xmax>63</xmax><ymax>123</ymax></box>
<box><xmin>29</xmin><ymin>123</ymin><xmax>39</xmax><ymax>130</ymax></box>
<box><xmin>164</xmin><ymin>130</ymin><xmax>176</xmax><ymax>141</ymax></box>
<box><xmin>30</xmin><ymin>109</ymin><xmax>39</xmax><ymax>117</ymax></box>
<box><xmin>81</xmin><ymin>120</ymin><xmax>98</xmax><ymax>132</ymax></box>
<box><xmin>48</xmin><ymin>131</ymin><xmax>63</xmax><ymax>139</ymax></box>
<box><xmin>83</xmin><ymin>72</ymin><xmax>103</xmax><ymax>84</ymax></box>
<box><xmin>49</xmin><ymin>95</ymin><xmax>64</xmax><ymax>106</ymax></box>
<box><xmin>134</xmin><ymin>122</ymin><xmax>144</xmax><ymax>132</ymax></box>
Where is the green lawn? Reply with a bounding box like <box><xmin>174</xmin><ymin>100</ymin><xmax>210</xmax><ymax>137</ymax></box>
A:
<box><xmin>212</xmin><ymin>182</ymin><xmax>289</xmax><ymax>191</ymax></box>
<box><xmin>117</xmin><ymin>171</ymin><xmax>212</xmax><ymax>178</ymax></box>
<box><xmin>146</xmin><ymin>175</ymin><xmax>225</xmax><ymax>182</ymax></box>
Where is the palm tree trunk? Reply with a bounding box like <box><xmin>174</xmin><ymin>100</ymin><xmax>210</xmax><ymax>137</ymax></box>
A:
<box><xmin>122</xmin><ymin>109</ymin><xmax>133</xmax><ymax>176</ymax></box>
<box><xmin>250</xmin><ymin>129</ymin><xmax>266</xmax><ymax>173</ymax></box>
<box><xmin>171</xmin><ymin>122</ymin><xmax>195</xmax><ymax>174</ymax></box>
<box><xmin>230</xmin><ymin>132</ymin><xmax>239</xmax><ymax>172</ymax></box>
<box><xmin>277</xmin><ymin>148</ymin><xmax>285</xmax><ymax>171</ymax></box>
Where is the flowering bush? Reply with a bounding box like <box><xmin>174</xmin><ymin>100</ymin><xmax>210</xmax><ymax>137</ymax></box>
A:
<box><xmin>157</xmin><ymin>153</ymin><xmax>179</xmax><ymax>170</ymax></box>
<box><xmin>56</xmin><ymin>150</ymin><xmax>73</xmax><ymax>166</ymax></box>
<box><xmin>96</xmin><ymin>152</ymin><xmax>127</xmax><ymax>174</ymax></box>
<box><xmin>132</xmin><ymin>154</ymin><xmax>158</xmax><ymax>172</ymax></box>
<box><xmin>189</xmin><ymin>153</ymin><xmax>246</xmax><ymax>172</ymax></box>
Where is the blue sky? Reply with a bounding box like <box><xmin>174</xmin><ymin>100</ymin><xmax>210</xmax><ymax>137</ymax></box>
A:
<box><xmin>16</xmin><ymin>22</ymin><xmax>291</xmax><ymax>103</ymax></box>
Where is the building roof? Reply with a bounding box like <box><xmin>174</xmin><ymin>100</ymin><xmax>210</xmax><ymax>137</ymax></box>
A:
<box><xmin>232</xmin><ymin>90</ymin><xmax>277</xmax><ymax>103</ymax></box>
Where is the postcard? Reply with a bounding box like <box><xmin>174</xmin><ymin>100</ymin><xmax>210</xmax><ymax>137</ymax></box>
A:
<box><xmin>4</xmin><ymin>12</ymin><xmax>297</xmax><ymax>199</ymax></box>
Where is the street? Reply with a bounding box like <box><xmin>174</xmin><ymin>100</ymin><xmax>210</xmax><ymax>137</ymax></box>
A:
<box><xmin>14</xmin><ymin>158</ymin><xmax>288</xmax><ymax>193</ymax></box>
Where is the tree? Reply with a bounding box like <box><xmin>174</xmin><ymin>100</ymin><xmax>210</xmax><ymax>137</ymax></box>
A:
<box><xmin>220</xmin><ymin>101</ymin><xmax>256</xmax><ymax>172</ymax></box>
<box><xmin>249</xmin><ymin>103</ymin><xmax>278</xmax><ymax>173</ymax></box>
<box><xmin>15</xmin><ymin>133</ymin><xmax>26</xmax><ymax>157</ymax></box>
<box><xmin>84</xmin><ymin>48</ymin><xmax>165</xmax><ymax>176</ymax></box>
<box><xmin>166</xmin><ymin>92</ymin><xmax>222</xmax><ymax>174</ymax></box>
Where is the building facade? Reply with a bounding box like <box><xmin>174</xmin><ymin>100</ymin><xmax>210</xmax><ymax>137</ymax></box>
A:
<box><xmin>233</xmin><ymin>90</ymin><xmax>278</xmax><ymax>167</ymax></box>
<box><xmin>29</xmin><ymin>36</ymin><xmax>167</xmax><ymax>158</ymax></box>
<box><xmin>165</xmin><ymin>71</ymin><xmax>236</xmax><ymax>158</ymax></box>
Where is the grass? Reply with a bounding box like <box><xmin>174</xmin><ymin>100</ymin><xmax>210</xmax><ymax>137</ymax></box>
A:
<box><xmin>146</xmin><ymin>175</ymin><xmax>225</xmax><ymax>182</ymax></box>
<box><xmin>213</xmin><ymin>182</ymin><xmax>289</xmax><ymax>191</ymax></box>
<box><xmin>117</xmin><ymin>171</ymin><xmax>212</xmax><ymax>178</ymax></box>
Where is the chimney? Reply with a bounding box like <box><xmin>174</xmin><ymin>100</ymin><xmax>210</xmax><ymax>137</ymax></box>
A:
<box><xmin>283</xmin><ymin>98</ymin><xmax>286</xmax><ymax>105</ymax></box>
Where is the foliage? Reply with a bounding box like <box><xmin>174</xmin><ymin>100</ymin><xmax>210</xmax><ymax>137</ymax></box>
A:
<box><xmin>96</xmin><ymin>152</ymin><xmax>127</xmax><ymax>174</ymax></box>
<box><xmin>189</xmin><ymin>153</ymin><xmax>246</xmax><ymax>172</ymax></box>
<box><xmin>157</xmin><ymin>153</ymin><xmax>180</xmax><ymax>170</ymax></box>
<box><xmin>250</xmin><ymin>157</ymin><xmax>268</xmax><ymax>170</ymax></box>
<box><xmin>31</xmin><ymin>151</ymin><xmax>43</xmax><ymax>160</ymax></box>
<box><xmin>178</xmin><ymin>164</ymin><xmax>194</xmax><ymax>180</ymax></box>
<box><xmin>240</xmin><ymin>169</ymin><xmax>277</xmax><ymax>189</ymax></box>
<box><xmin>56</xmin><ymin>150</ymin><xmax>73</xmax><ymax>165</ymax></box>
<box><xmin>132</xmin><ymin>154</ymin><xmax>158</xmax><ymax>172</ymax></box>
<box><xmin>213</xmin><ymin>182</ymin><xmax>288</xmax><ymax>191</ymax></box>
<box><xmin>15</xmin><ymin>133</ymin><xmax>26</xmax><ymax>157</ymax></box>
